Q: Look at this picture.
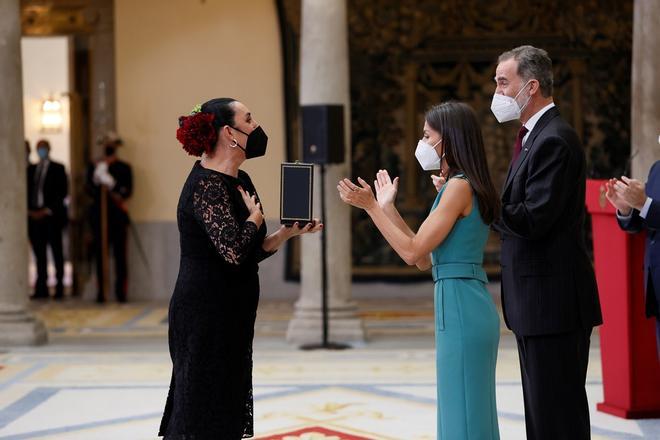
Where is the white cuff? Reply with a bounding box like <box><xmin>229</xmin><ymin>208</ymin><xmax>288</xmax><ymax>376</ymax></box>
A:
<box><xmin>639</xmin><ymin>197</ymin><xmax>653</xmax><ymax>219</ymax></box>
<box><xmin>616</xmin><ymin>209</ymin><xmax>633</xmax><ymax>220</ymax></box>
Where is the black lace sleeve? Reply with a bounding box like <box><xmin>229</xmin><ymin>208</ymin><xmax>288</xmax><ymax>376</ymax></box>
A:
<box><xmin>254</xmin><ymin>244</ymin><xmax>276</xmax><ymax>263</ymax></box>
<box><xmin>192</xmin><ymin>175</ymin><xmax>259</xmax><ymax>265</ymax></box>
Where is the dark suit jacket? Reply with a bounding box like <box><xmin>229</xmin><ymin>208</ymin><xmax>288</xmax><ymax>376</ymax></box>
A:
<box><xmin>495</xmin><ymin>106</ymin><xmax>603</xmax><ymax>336</ymax></box>
<box><xmin>27</xmin><ymin>160</ymin><xmax>68</xmax><ymax>227</ymax></box>
<box><xmin>617</xmin><ymin>160</ymin><xmax>660</xmax><ymax>319</ymax></box>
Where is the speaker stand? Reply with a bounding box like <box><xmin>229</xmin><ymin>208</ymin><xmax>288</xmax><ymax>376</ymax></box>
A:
<box><xmin>300</xmin><ymin>163</ymin><xmax>351</xmax><ymax>351</ymax></box>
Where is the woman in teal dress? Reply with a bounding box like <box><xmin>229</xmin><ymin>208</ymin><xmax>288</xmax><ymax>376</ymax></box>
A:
<box><xmin>338</xmin><ymin>101</ymin><xmax>501</xmax><ymax>439</ymax></box>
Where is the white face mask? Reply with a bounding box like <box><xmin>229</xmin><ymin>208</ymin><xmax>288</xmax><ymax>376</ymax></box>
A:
<box><xmin>490</xmin><ymin>80</ymin><xmax>532</xmax><ymax>123</ymax></box>
<box><xmin>415</xmin><ymin>139</ymin><xmax>442</xmax><ymax>170</ymax></box>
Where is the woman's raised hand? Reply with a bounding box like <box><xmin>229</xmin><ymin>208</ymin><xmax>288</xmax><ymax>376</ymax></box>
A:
<box><xmin>337</xmin><ymin>177</ymin><xmax>378</xmax><ymax>211</ymax></box>
<box><xmin>431</xmin><ymin>174</ymin><xmax>446</xmax><ymax>192</ymax></box>
<box><xmin>374</xmin><ymin>169</ymin><xmax>399</xmax><ymax>208</ymax></box>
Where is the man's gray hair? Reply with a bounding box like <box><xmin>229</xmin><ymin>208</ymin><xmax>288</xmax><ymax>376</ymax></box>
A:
<box><xmin>498</xmin><ymin>45</ymin><xmax>553</xmax><ymax>97</ymax></box>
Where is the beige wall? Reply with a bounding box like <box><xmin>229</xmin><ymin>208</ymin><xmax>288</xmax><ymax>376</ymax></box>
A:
<box><xmin>115</xmin><ymin>0</ymin><xmax>285</xmax><ymax>222</ymax></box>
<box><xmin>22</xmin><ymin>36</ymin><xmax>72</xmax><ymax>170</ymax></box>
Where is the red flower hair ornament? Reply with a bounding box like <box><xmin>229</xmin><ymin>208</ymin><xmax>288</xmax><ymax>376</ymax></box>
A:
<box><xmin>176</xmin><ymin>108</ymin><xmax>218</xmax><ymax>157</ymax></box>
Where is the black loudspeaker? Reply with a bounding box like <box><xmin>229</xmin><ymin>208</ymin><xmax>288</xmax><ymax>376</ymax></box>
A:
<box><xmin>301</xmin><ymin>104</ymin><xmax>345</xmax><ymax>164</ymax></box>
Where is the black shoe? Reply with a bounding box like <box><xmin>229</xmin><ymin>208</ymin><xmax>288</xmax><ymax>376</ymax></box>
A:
<box><xmin>30</xmin><ymin>285</ymin><xmax>49</xmax><ymax>300</ymax></box>
<box><xmin>54</xmin><ymin>284</ymin><xmax>65</xmax><ymax>300</ymax></box>
<box><xmin>96</xmin><ymin>294</ymin><xmax>106</xmax><ymax>304</ymax></box>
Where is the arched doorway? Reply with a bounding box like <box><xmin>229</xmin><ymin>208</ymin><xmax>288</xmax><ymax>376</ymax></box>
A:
<box><xmin>21</xmin><ymin>0</ymin><xmax>118</xmax><ymax>298</ymax></box>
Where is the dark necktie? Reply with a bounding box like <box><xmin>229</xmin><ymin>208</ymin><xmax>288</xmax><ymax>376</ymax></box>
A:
<box><xmin>512</xmin><ymin>125</ymin><xmax>529</xmax><ymax>163</ymax></box>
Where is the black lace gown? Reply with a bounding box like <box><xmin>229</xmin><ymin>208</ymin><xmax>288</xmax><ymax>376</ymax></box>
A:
<box><xmin>159</xmin><ymin>161</ymin><xmax>274</xmax><ymax>439</ymax></box>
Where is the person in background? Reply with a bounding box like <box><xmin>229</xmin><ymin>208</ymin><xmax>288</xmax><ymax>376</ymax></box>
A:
<box><xmin>27</xmin><ymin>139</ymin><xmax>68</xmax><ymax>300</ymax></box>
<box><xmin>606</xmin><ymin>162</ymin><xmax>660</xmax><ymax>360</ymax></box>
<box><xmin>87</xmin><ymin>132</ymin><xmax>133</xmax><ymax>303</ymax></box>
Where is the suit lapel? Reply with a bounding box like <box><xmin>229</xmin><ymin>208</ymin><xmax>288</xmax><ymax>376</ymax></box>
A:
<box><xmin>648</xmin><ymin>161</ymin><xmax>660</xmax><ymax>200</ymax></box>
<box><xmin>502</xmin><ymin>107</ymin><xmax>560</xmax><ymax>194</ymax></box>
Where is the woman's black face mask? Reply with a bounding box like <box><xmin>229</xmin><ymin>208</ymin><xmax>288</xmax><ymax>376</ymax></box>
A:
<box><xmin>230</xmin><ymin>126</ymin><xmax>268</xmax><ymax>159</ymax></box>
<box><xmin>105</xmin><ymin>146</ymin><xmax>117</xmax><ymax>157</ymax></box>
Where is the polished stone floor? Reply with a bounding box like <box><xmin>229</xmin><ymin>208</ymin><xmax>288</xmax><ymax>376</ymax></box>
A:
<box><xmin>0</xmin><ymin>297</ymin><xmax>658</xmax><ymax>439</ymax></box>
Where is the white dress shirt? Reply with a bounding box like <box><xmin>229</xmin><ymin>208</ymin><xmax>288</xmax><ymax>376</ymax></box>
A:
<box><xmin>33</xmin><ymin>159</ymin><xmax>50</xmax><ymax>208</ymax></box>
<box><xmin>522</xmin><ymin>102</ymin><xmax>556</xmax><ymax>146</ymax></box>
<box><xmin>617</xmin><ymin>197</ymin><xmax>653</xmax><ymax>220</ymax></box>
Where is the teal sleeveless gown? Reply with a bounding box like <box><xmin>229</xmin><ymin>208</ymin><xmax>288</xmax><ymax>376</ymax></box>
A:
<box><xmin>431</xmin><ymin>175</ymin><xmax>500</xmax><ymax>439</ymax></box>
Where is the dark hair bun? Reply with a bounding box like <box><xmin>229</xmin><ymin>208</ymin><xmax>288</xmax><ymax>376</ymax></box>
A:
<box><xmin>176</xmin><ymin>112</ymin><xmax>218</xmax><ymax>157</ymax></box>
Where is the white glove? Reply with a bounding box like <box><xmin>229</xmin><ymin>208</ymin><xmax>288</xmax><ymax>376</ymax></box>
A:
<box><xmin>93</xmin><ymin>161</ymin><xmax>107</xmax><ymax>182</ymax></box>
<box><xmin>99</xmin><ymin>172</ymin><xmax>116</xmax><ymax>188</ymax></box>
<box><xmin>93</xmin><ymin>162</ymin><xmax>116</xmax><ymax>189</ymax></box>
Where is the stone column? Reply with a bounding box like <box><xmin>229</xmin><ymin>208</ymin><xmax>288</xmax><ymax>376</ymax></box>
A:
<box><xmin>0</xmin><ymin>0</ymin><xmax>48</xmax><ymax>346</ymax></box>
<box><xmin>631</xmin><ymin>0</ymin><xmax>660</xmax><ymax>180</ymax></box>
<box><xmin>286</xmin><ymin>0</ymin><xmax>365</xmax><ymax>345</ymax></box>
<box><xmin>90</xmin><ymin>0</ymin><xmax>116</xmax><ymax>155</ymax></box>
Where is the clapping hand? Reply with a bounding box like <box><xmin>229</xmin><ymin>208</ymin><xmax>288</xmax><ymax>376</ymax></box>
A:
<box><xmin>615</xmin><ymin>176</ymin><xmax>647</xmax><ymax>210</ymax></box>
<box><xmin>374</xmin><ymin>170</ymin><xmax>399</xmax><ymax>208</ymax></box>
<box><xmin>337</xmin><ymin>177</ymin><xmax>378</xmax><ymax>210</ymax></box>
<box><xmin>604</xmin><ymin>179</ymin><xmax>631</xmax><ymax>215</ymax></box>
<box><xmin>605</xmin><ymin>176</ymin><xmax>646</xmax><ymax>215</ymax></box>
<box><xmin>431</xmin><ymin>174</ymin><xmax>446</xmax><ymax>192</ymax></box>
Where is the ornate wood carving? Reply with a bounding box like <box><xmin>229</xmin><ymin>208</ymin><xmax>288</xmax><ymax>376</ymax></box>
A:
<box><xmin>277</xmin><ymin>0</ymin><xmax>633</xmax><ymax>279</ymax></box>
<box><xmin>20</xmin><ymin>0</ymin><xmax>106</xmax><ymax>35</ymax></box>
<box><xmin>347</xmin><ymin>0</ymin><xmax>632</xmax><ymax>278</ymax></box>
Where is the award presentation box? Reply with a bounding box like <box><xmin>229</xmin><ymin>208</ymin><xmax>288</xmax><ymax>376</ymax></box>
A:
<box><xmin>280</xmin><ymin>162</ymin><xmax>314</xmax><ymax>226</ymax></box>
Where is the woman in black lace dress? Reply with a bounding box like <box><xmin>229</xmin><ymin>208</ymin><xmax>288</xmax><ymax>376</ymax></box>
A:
<box><xmin>159</xmin><ymin>98</ymin><xmax>321</xmax><ymax>439</ymax></box>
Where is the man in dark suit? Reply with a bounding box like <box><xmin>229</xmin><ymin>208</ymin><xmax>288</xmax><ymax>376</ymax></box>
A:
<box><xmin>492</xmin><ymin>46</ymin><xmax>602</xmax><ymax>439</ymax></box>
<box><xmin>606</xmin><ymin>162</ymin><xmax>660</xmax><ymax>359</ymax></box>
<box><xmin>27</xmin><ymin>139</ymin><xmax>68</xmax><ymax>299</ymax></box>
<box><xmin>87</xmin><ymin>132</ymin><xmax>133</xmax><ymax>303</ymax></box>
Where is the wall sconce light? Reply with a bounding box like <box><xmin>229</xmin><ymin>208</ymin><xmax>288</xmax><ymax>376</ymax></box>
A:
<box><xmin>40</xmin><ymin>97</ymin><xmax>63</xmax><ymax>133</ymax></box>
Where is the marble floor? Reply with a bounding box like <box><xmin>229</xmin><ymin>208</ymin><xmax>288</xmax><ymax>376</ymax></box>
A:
<box><xmin>0</xmin><ymin>298</ymin><xmax>658</xmax><ymax>439</ymax></box>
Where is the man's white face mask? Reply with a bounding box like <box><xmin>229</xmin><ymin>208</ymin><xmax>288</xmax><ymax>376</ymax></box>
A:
<box><xmin>415</xmin><ymin>138</ymin><xmax>442</xmax><ymax>171</ymax></box>
<box><xmin>490</xmin><ymin>80</ymin><xmax>533</xmax><ymax>123</ymax></box>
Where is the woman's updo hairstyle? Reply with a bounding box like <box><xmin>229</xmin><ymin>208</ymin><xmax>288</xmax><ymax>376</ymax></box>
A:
<box><xmin>176</xmin><ymin>97</ymin><xmax>237</xmax><ymax>157</ymax></box>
